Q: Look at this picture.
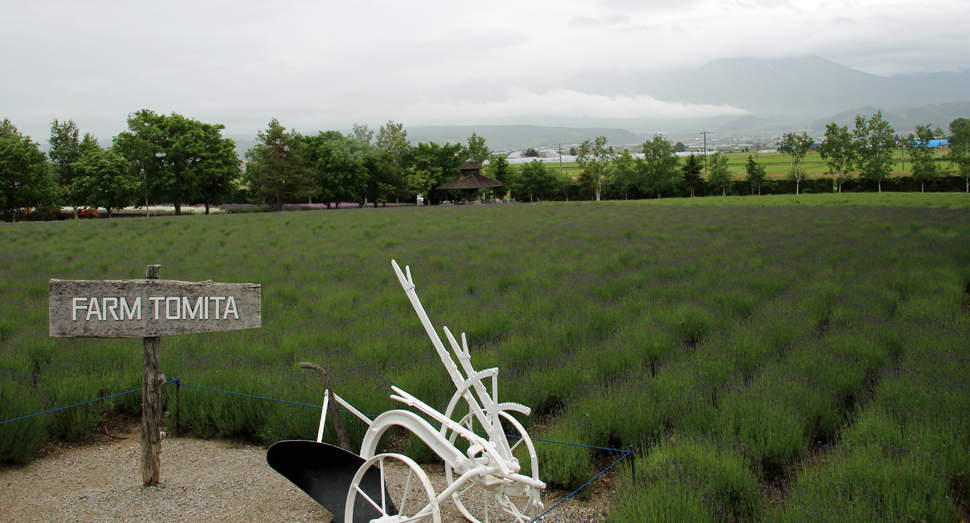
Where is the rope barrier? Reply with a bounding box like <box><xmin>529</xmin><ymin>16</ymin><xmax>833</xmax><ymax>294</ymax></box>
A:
<box><xmin>175</xmin><ymin>381</ymin><xmax>629</xmax><ymax>453</ymax></box>
<box><xmin>531</xmin><ymin>449</ymin><xmax>634</xmax><ymax>523</ymax></box>
<box><xmin>2</xmin><ymin>378</ymin><xmax>635</xmax><ymax>521</ymax></box>
<box><xmin>175</xmin><ymin>379</ymin><xmax>638</xmax><ymax>523</ymax></box>
<box><xmin>0</xmin><ymin>379</ymin><xmax>179</xmax><ymax>426</ymax></box>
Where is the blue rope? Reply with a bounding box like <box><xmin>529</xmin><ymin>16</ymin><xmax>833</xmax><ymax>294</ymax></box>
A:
<box><xmin>531</xmin><ymin>449</ymin><xmax>635</xmax><ymax>523</ymax></box>
<box><xmin>175</xmin><ymin>382</ymin><xmax>629</xmax><ymax>453</ymax></box>
<box><xmin>0</xmin><ymin>379</ymin><xmax>178</xmax><ymax>426</ymax></box>
<box><xmin>2</xmin><ymin>378</ymin><xmax>635</xmax><ymax>522</ymax></box>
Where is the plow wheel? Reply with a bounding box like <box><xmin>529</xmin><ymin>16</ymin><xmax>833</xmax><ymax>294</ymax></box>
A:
<box><xmin>345</xmin><ymin>453</ymin><xmax>441</xmax><ymax>523</ymax></box>
<box><xmin>445</xmin><ymin>412</ymin><xmax>542</xmax><ymax>523</ymax></box>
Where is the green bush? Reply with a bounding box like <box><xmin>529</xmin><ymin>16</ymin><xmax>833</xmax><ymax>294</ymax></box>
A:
<box><xmin>612</xmin><ymin>436</ymin><xmax>763</xmax><ymax>522</ymax></box>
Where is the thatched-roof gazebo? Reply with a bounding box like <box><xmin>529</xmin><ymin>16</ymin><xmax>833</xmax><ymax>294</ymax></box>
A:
<box><xmin>436</xmin><ymin>162</ymin><xmax>503</xmax><ymax>191</ymax></box>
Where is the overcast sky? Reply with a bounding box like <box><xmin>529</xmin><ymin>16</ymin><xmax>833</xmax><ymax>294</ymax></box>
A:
<box><xmin>3</xmin><ymin>0</ymin><xmax>968</xmax><ymax>144</ymax></box>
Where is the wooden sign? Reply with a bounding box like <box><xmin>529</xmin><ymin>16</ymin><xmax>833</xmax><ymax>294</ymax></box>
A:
<box><xmin>49</xmin><ymin>279</ymin><xmax>261</xmax><ymax>338</ymax></box>
<box><xmin>48</xmin><ymin>266</ymin><xmax>261</xmax><ymax>487</ymax></box>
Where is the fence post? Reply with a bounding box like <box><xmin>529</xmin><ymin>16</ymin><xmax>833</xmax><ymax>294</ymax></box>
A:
<box><xmin>142</xmin><ymin>264</ymin><xmax>163</xmax><ymax>487</ymax></box>
<box><xmin>175</xmin><ymin>377</ymin><xmax>181</xmax><ymax>437</ymax></box>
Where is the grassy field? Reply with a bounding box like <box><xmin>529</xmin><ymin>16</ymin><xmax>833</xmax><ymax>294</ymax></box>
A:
<box><xmin>1</xmin><ymin>193</ymin><xmax>969</xmax><ymax>521</ymax></box>
<box><xmin>546</xmin><ymin>149</ymin><xmax>958</xmax><ymax>180</ymax></box>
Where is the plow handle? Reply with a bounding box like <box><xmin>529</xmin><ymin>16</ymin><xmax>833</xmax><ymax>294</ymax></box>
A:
<box><xmin>300</xmin><ymin>362</ymin><xmax>352</xmax><ymax>452</ymax></box>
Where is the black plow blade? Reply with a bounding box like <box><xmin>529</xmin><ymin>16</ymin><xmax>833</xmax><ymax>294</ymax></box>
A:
<box><xmin>267</xmin><ymin>440</ymin><xmax>395</xmax><ymax>522</ymax></box>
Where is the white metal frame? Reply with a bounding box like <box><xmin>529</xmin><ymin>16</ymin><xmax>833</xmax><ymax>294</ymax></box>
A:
<box><xmin>311</xmin><ymin>261</ymin><xmax>544</xmax><ymax>523</ymax></box>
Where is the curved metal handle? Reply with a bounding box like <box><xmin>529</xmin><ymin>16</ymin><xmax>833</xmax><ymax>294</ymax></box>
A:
<box><xmin>300</xmin><ymin>362</ymin><xmax>351</xmax><ymax>452</ymax></box>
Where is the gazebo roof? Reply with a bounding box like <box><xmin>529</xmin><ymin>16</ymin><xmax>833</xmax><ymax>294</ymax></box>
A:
<box><xmin>458</xmin><ymin>161</ymin><xmax>483</xmax><ymax>171</ymax></box>
<box><xmin>435</xmin><ymin>172</ymin><xmax>503</xmax><ymax>191</ymax></box>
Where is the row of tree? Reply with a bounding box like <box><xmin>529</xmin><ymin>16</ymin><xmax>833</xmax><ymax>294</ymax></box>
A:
<box><xmin>1</xmin><ymin>111</ymin><xmax>240</xmax><ymax>221</ymax></box>
<box><xmin>2</xmin><ymin>112</ymin><xmax>969</xmax><ymax>221</ymax></box>
<box><xmin>514</xmin><ymin>137</ymin><xmax>768</xmax><ymax>202</ymax></box>
<box><xmin>784</xmin><ymin>112</ymin><xmax>970</xmax><ymax>194</ymax></box>
<box><xmin>242</xmin><ymin>120</ymin><xmax>495</xmax><ymax>210</ymax></box>
<box><xmin>0</xmin><ymin>113</ymin><xmax>497</xmax><ymax>220</ymax></box>
<box><xmin>508</xmin><ymin>114</ymin><xmax>970</xmax><ymax>201</ymax></box>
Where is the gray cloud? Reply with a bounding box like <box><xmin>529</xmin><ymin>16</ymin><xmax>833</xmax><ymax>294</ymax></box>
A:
<box><xmin>1</xmin><ymin>0</ymin><xmax>967</xmax><ymax>143</ymax></box>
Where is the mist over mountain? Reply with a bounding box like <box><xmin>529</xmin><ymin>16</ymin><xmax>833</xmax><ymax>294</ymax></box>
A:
<box><xmin>809</xmin><ymin>102</ymin><xmax>970</xmax><ymax>135</ymax></box>
<box><xmin>223</xmin><ymin>56</ymin><xmax>970</xmax><ymax>152</ymax></box>
<box><xmin>402</xmin><ymin>125</ymin><xmax>644</xmax><ymax>151</ymax></box>
<box><xmin>565</xmin><ymin>56</ymin><xmax>970</xmax><ymax>121</ymax></box>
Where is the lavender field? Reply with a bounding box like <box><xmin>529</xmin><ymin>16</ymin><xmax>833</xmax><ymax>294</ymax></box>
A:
<box><xmin>1</xmin><ymin>193</ymin><xmax>969</xmax><ymax>521</ymax></box>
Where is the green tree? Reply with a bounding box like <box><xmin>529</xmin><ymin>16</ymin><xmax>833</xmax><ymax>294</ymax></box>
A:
<box><xmin>112</xmin><ymin>110</ymin><xmax>161</xmax><ymax>214</ymax></box>
<box><xmin>351</xmin><ymin>123</ymin><xmax>373</xmax><ymax>146</ymax></box>
<box><xmin>72</xmin><ymin>143</ymin><xmax>139</xmax><ymax>217</ymax></box>
<box><xmin>576</xmin><ymin>136</ymin><xmax>612</xmax><ymax>201</ymax></box>
<box><xmin>778</xmin><ymin>132</ymin><xmax>814</xmax><ymax>194</ymax></box>
<box><xmin>569</xmin><ymin>146</ymin><xmax>578</xmax><ymax>156</ymax></box>
<box><xmin>512</xmin><ymin>159</ymin><xmax>559</xmax><ymax>202</ymax></box>
<box><xmin>681</xmin><ymin>154</ymin><xmax>703</xmax><ymax>197</ymax></box>
<box><xmin>852</xmin><ymin>111</ymin><xmax>896</xmax><ymax>193</ymax></box>
<box><xmin>905</xmin><ymin>124</ymin><xmax>945</xmax><ymax>193</ymax></box>
<box><xmin>611</xmin><ymin>150</ymin><xmax>639</xmax><ymax>200</ymax></box>
<box><xmin>464</xmin><ymin>132</ymin><xmax>490</xmax><ymax>165</ymax></box>
<box><xmin>159</xmin><ymin>113</ymin><xmax>239</xmax><ymax>214</ymax></box>
<box><xmin>523</xmin><ymin>148</ymin><xmax>540</xmax><ymax>158</ymax></box>
<box><xmin>674</xmin><ymin>141</ymin><xmax>687</xmax><ymax>153</ymax></box>
<box><xmin>409</xmin><ymin>142</ymin><xmax>464</xmax><ymax>204</ymax></box>
<box><xmin>348</xmin><ymin>124</ymin><xmax>405</xmax><ymax>207</ymax></box>
<box><xmin>406</xmin><ymin>169</ymin><xmax>437</xmax><ymax>202</ymax></box>
<box><xmin>194</xmin><ymin>133</ymin><xmax>240</xmax><ymax>214</ymax></box>
<box><xmin>48</xmin><ymin>119</ymin><xmax>81</xmax><ymax>194</ymax></box>
<box><xmin>243</xmin><ymin>118</ymin><xmax>309</xmax><ymax>210</ymax></box>
<box><xmin>640</xmin><ymin>135</ymin><xmax>682</xmax><ymax>199</ymax></box>
<box><xmin>59</xmin><ymin>134</ymin><xmax>105</xmax><ymax>214</ymax></box>
<box><xmin>113</xmin><ymin>110</ymin><xmax>239</xmax><ymax>214</ymax></box>
<box><xmin>743</xmin><ymin>155</ymin><xmax>767</xmax><ymax>195</ymax></box>
<box><xmin>817</xmin><ymin>123</ymin><xmax>854</xmax><ymax>193</ymax></box>
<box><xmin>707</xmin><ymin>151</ymin><xmax>733</xmax><ymax>196</ymax></box>
<box><xmin>48</xmin><ymin>120</ymin><xmax>89</xmax><ymax>216</ymax></box>
<box><xmin>0</xmin><ymin>119</ymin><xmax>55</xmax><ymax>222</ymax></box>
<box><xmin>375</xmin><ymin>121</ymin><xmax>411</xmax><ymax>202</ymax></box>
<box><xmin>375</xmin><ymin>121</ymin><xmax>409</xmax><ymax>165</ymax></box>
<box><xmin>304</xmin><ymin>131</ymin><xmax>369</xmax><ymax>208</ymax></box>
<box><xmin>948</xmin><ymin>117</ymin><xmax>970</xmax><ymax>193</ymax></box>
<box><xmin>484</xmin><ymin>154</ymin><xmax>512</xmax><ymax>198</ymax></box>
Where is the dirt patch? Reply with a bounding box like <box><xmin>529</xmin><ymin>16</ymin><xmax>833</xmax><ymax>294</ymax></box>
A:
<box><xmin>1</xmin><ymin>414</ymin><xmax>616</xmax><ymax>522</ymax></box>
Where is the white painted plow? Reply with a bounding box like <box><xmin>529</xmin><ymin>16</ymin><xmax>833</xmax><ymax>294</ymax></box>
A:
<box><xmin>268</xmin><ymin>260</ymin><xmax>545</xmax><ymax>523</ymax></box>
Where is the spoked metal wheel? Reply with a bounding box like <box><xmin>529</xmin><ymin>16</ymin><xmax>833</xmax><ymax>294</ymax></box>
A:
<box><xmin>444</xmin><ymin>412</ymin><xmax>542</xmax><ymax>523</ymax></box>
<box><xmin>345</xmin><ymin>453</ymin><xmax>441</xmax><ymax>523</ymax></box>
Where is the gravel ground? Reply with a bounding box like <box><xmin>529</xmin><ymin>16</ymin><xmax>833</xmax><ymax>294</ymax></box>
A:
<box><xmin>0</xmin><ymin>421</ymin><xmax>613</xmax><ymax>523</ymax></box>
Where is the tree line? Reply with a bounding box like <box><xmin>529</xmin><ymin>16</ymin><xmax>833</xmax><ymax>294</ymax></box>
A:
<box><xmin>2</xmin><ymin>111</ymin><xmax>969</xmax><ymax>221</ymax></box>
<box><xmin>516</xmin><ymin>113</ymin><xmax>970</xmax><ymax>201</ymax></box>
<box><xmin>0</xmin><ymin>113</ymin><xmax>496</xmax><ymax>220</ymax></box>
<box><xmin>786</xmin><ymin>111</ymin><xmax>970</xmax><ymax>194</ymax></box>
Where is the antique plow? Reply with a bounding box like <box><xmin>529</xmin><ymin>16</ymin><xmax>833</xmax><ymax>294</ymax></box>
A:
<box><xmin>268</xmin><ymin>260</ymin><xmax>545</xmax><ymax>523</ymax></box>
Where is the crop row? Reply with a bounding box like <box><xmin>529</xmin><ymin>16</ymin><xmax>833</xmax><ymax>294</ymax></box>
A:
<box><xmin>1</xmin><ymin>193</ymin><xmax>968</xmax><ymax>520</ymax></box>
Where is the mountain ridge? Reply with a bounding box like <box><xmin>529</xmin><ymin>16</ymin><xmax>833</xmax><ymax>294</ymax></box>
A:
<box><xmin>565</xmin><ymin>56</ymin><xmax>970</xmax><ymax>120</ymax></box>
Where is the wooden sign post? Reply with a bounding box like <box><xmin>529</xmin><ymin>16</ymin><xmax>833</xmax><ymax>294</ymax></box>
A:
<box><xmin>49</xmin><ymin>265</ymin><xmax>261</xmax><ymax>486</ymax></box>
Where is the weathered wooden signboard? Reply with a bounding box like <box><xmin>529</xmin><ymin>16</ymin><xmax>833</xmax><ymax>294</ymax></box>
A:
<box><xmin>49</xmin><ymin>279</ymin><xmax>261</xmax><ymax>338</ymax></box>
<box><xmin>49</xmin><ymin>265</ymin><xmax>261</xmax><ymax>487</ymax></box>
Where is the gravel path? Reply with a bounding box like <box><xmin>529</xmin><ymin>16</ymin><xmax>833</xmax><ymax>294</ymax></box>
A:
<box><xmin>0</xmin><ymin>422</ymin><xmax>612</xmax><ymax>522</ymax></box>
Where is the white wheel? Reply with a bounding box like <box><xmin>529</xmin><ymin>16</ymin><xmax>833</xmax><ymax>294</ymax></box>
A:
<box><xmin>444</xmin><ymin>412</ymin><xmax>542</xmax><ymax>523</ymax></box>
<box><xmin>345</xmin><ymin>453</ymin><xmax>442</xmax><ymax>523</ymax></box>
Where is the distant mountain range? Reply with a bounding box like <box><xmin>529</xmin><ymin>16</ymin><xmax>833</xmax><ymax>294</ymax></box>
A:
<box><xmin>402</xmin><ymin>125</ymin><xmax>643</xmax><ymax>151</ymax></box>
<box><xmin>223</xmin><ymin>56</ymin><xmax>970</xmax><ymax>151</ymax></box>
<box><xmin>566</xmin><ymin>55</ymin><xmax>970</xmax><ymax>121</ymax></box>
<box><xmin>808</xmin><ymin>102</ymin><xmax>970</xmax><ymax>135</ymax></box>
<box><xmin>227</xmin><ymin>126</ymin><xmax>645</xmax><ymax>157</ymax></box>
